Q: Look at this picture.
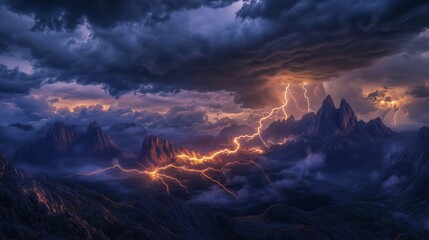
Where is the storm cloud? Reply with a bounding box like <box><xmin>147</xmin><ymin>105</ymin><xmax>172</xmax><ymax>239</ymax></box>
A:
<box><xmin>0</xmin><ymin>0</ymin><xmax>428</xmax><ymax>108</ymax></box>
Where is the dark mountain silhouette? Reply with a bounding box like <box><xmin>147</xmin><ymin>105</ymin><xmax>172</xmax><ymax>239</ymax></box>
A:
<box><xmin>82</xmin><ymin>122</ymin><xmax>121</xmax><ymax>158</ymax></box>
<box><xmin>138</xmin><ymin>135</ymin><xmax>201</xmax><ymax>166</ymax></box>
<box><xmin>264</xmin><ymin>95</ymin><xmax>395</xmax><ymax>142</ymax></box>
<box><xmin>15</xmin><ymin>122</ymin><xmax>120</xmax><ymax>165</ymax></box>
<box><xmin>307</xmin><ymin>96</ymin><xmax>395</xmax><ymax>137</ymax></box>
<box><xmin>266</xmin><ymin>96</ymin><xmax>397</xmax><ymax>173</ymax></box>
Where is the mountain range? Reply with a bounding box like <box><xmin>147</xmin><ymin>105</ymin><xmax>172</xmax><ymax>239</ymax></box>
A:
<box><xmin>263</xmin><ymin>95</ymin><xmax>395</xmax><ymax>141</ymax></box>
<box><xmin>1</xmin><ymin>95</ymin><xmax>429</xmax><ymax>239</ymax></box>
<box><xmin>15</xmin><ymin>122</ymin><xmax>121</xmax><ymax>166</ymax></box>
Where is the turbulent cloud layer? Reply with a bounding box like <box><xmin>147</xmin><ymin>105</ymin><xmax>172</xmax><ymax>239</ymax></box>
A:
<box><xmin>0</xmin><ymin>0</ymin><xmax>429</xmax><ymax>128</ymax></box>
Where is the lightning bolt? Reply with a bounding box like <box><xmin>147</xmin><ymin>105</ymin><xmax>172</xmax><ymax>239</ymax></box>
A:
<box><xmin>300</xmin><ymin>82</ymin><xmax>312</xmax><ymax>113</ymax></box>
<box><xmin>70</xmin><ymin>159</ymin><xmax>270</xmax><ymax>199</ymax></box>
<box><xmin>393</xmin><ymin>104</ymin><xmax>399</xmax><ymax>126</ymax></box>
<box><xmin>178</xmin><ymin>84</ymin><xmax>291</xmax><ymax>162</ymax></box>
<box><xmin>70</xmin><ymin>83</ymin><xmax>316</xmax><ymax>198</ymax></box>
<box><xmin>287</xmin><ymin>88</ymin><xmax>305</xmax><ymax>113</ymax></box>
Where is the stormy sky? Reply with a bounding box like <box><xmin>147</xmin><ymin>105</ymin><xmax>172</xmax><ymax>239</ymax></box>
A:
<box><xmin>1</xmin><ymin>0</ymin><xmax>429</xmax><ymax>135</ymax></box>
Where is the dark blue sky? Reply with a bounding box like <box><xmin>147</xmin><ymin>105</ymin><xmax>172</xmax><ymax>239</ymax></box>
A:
<box><xmin>0</xmin><ymin>0</ymin><xmax>429</xmax><ymax>133</ymax></box>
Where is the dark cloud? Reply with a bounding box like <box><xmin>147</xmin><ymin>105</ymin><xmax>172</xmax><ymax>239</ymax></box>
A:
<box><xmin>0</xmin><ymin>0</ymin><xmax>428</xmax><ymax>109</ymax></box>
<box><xmin>3</xmin><ymin>0</ymin><xmax>237</xmax><ymax>31</ymax></box>
<box><xmin>408</xmin><ymin>85</ymin><xmax>429</xmax><ymax>98</ymax></box>
<box><xmin>0</xmin><ymin>65</ymin><xmax>41</xmax><ymax>95</ymax></box>
<box><xmin>366</xmin><ymin>90</ymin><xmax>386</xmax><ymax>102</ymax></box>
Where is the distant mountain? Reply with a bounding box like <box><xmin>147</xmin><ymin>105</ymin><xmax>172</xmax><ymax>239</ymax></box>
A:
<box><xmin>266</xmin><ymin>96</ymin><xmax>397</xmax><ymax>173</ymax></box>
<box><xmin>15</xmin><ymin>122</ymin><xmax>120</xmax><ymax>165</ymax></box>
<box><xmin>264</xmin><ymin>95</ymin><xmax>395</xmax><ymax>142</ymax></box>
<box><xmin>383</xmin><ymin>126</ymin><xmax>429</xmax><ymax>197</ymax></box>
<box><xmin>306</xmin><ymin>96</ymin><xmax>394</xmax><ymax>137</ymax></box>
<box><xmin>138</xmin><ymin>135</ymin><xmax>201</xmax><ymax>167</ymax></box>
<box><xmin>82</xmin><ymin>122</ymin><xmax>121</xmax><ymax>158</ymax></box>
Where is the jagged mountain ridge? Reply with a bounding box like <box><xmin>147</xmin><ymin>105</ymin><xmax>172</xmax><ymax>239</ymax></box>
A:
<box><xmin>15</xmin><ymin>122</ymin><xmax>120</xmax><ymax>164</ymax></box>
<box><xmin>264</xmin><ymin>95</ymin><xmax>395</xmax><ymax>141</ymax></box>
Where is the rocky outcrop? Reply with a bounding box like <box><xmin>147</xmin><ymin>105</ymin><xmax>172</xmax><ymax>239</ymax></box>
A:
<box><xmin>138</xmin><ymin>135</ymin><xmax>200</xmax><ymax>166</ymax></box>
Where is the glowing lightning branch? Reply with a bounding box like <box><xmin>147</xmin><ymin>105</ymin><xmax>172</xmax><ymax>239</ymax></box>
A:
<box><xmin>178</xmin><ymin>84</ymin><xmax>291</xmax><ymax>163</ymax></box>
<box><xmin>70</xmin><ymin>82</ymin><xmax>315</xmax><ymax>198</ymax></box>
<box><xmin>70</xmin><ymin>160</ymin><xmax>270</xmax><ymax>199</ymax></box>
<box><xmin>287</xmin><ymin>88</ymin><xmax>305</xmax><ymax>113</ymax></box>
<box><xmin>393</xmin><ymin>104</ymin><xmax>399</xmax><ymax>126</ymax></box>
<box><xmin>300</xmin><ymin>82</ymin><xmax>312</xmax><ymax>113</ymax></box>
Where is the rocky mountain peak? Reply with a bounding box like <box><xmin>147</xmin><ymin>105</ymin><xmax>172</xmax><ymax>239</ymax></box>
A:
<box><xmin>44</xmin><ymin>122</ymin><xmax>80</xmax><ymax>152</ymax></box>
<box><xmin>321</xmin><ymin>95</ymin><xmax>336</xmax><ymax>111</ymax></box>
<box><xmin>338</xmin><ymin>98</ymin><xmax>357</xmax><ymax>132</ymax></box>
<box><xmin>308</xmin><ymin>95</ymin><xmax>338</xmax><ymax>134</ymax></box>
<box><xmin>138</xmin><ymin>135</ymin><xmax>200</xmax><ymax>167</ymax></box>
<box><xmin>305</xmin><ymin>96</ymin><xmax>394</xmax><ymax>138</ymax></box>
<box><xmin>366</xmin><ymin>117</ymin><xmax>395</xmax><ymax>137</ymax></box>
<box><xmin>84</xmin><ymin>122</ymin><xmax>120</xmax><ymax>157</ymax></box>
<box><xmin>139</xmin><ymin>136</ymin><xmax>176</xmax><ymax>166</ymax></box>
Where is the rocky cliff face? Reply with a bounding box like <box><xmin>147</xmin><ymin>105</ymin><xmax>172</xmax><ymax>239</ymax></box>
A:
<box><xmin>43</xmin><ymin>122</ymin><xmax>80</xmax><ymax>154</ymax></box>
<box><xmin>138</xmin><ymin>135</ymin><xmax>200</xmax><ymax>166</ymax></box>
